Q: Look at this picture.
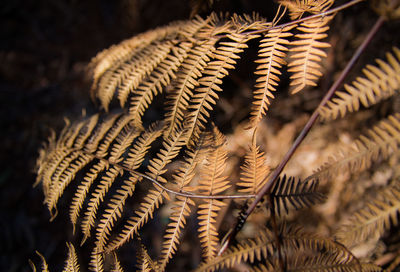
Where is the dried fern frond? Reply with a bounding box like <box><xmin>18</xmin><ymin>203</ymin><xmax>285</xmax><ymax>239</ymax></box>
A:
<box><xmin>136</xmin><ymin>241</ymin><xmax>158</xmax><ymax>272</ymax></box>
<box><xmin>94</xmin><ymin>175</ymin><xmax>140</xmax><ymax>249</ymax></box>
<box><xmin>106</xmin><ymin>128</ymin><xmax>188</xmax><ymax>252</ymax></box>
<box><xmin>186</xmin><ymin>32</ymin><xmax>259</xmax><ymax>144</ymax></box>
<box><xmin>197</xmin><ymin>125</ymin><xmax>231</xmax><ymax>260</ymax></box>
<box><xmin>320</xmin><ymin>47</ymin><xmax>400</xmax><ymax>120</ymax></box>
<box><xmin>110</xmin><ymin>253</ymin><xmax>124</xmax><ymax>272</ymax></box>
<box><xmin>238</xmin><ymin>136</ymin><xmax>270</xmax><ymax>195</ymax></box>
<box><xmin>89</xmin><ymin>244</ymin><xmax>104</xmax><ymax>272</ymax></box>
<box><xmin>128</xmin><ymin>42</ymin><xmax>192</xmax><ymax>129</ymax></box>
<box><xmin>195</xmin><ymin>226</ymin><xmax>359</xmax><ymax>272</ymax></box>
<box><xmin>284</xmin><ymin>251</ymin><xmax>363</xmax><ymax>272</ymax></box>
<box><xmin>36</xmin><ymin>113</ymin><xmax>167</xmax><ymax>246</ymax></box>
<box><xmin>360</xmin><ymin>263</ymin><xmax>384</xmax><ymax>272</ymax></box>
<box><xmin>194</xmin><ymin>228</ymin><xmax>275</xmax><ymax>272</ymax></box>
<box><xmin>336</xmin><ymin>183</ymin><xmax>400</xmax><ymax>247</ymax></box>
<box><xmin>288</xmin><ymin>14</ymin><xmax>333</xmax><ymax>94</ymax></box>
<box><xmin>270</xmin><ymin>175</ymin><xmax>325</xmax><ymax>215</ymax></box>
<box><xmin>163</xmin><ymin>39</ymin><xmax>218</xmax><ymax>136</ymax></box>
<box><xmin>159</xmin><ymin>133</ymin><xmax>209</xmax><ymax>270</ymax></box>
<box><xmin>250</xmin><ymin>24</ymin><xmax>295</xmax><ymax>127</ymax></box>
<box><xmin>277</xmin><ymin>0</ymin><xmax>334</xmax><ymax>20</ymax></box>
<box><xmin>305</xmin><ymin>113</ymin><xmax>400</xmax><ymax>183</ymax></box>
<box><xmin>30</xmin><ymin>251</ymin><xmax>50</xmax><ymax>272</ymax></box>
<box><xmin>89</xmin><ymin>16</ymin><xmax>209</xmax><ymax>110</ymax></box>
<box><xmin>62</xmin><ymin>243</ymin><xmax>80</xmax><ymax>272</ymax></box>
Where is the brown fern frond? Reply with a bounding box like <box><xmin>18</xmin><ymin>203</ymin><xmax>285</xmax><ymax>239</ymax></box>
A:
<box><xmin>197</xmin><ymin>126</ymin><xmax>231</xmax><ymax>260</ymax></box>
<box><xmin>336</xmin><ymin>183</ymin><xmax>400</xmax><ymax>247</ymax></box>
<box><xmin>128</xmin><ymin>43</ymin><xmax>192</xmax><ymax>128</ymax></box>
<box><xmin>159</xmin><ymin>134</ymin><xmax>209</xmax><ymax>270</ymax></box>
<box><xmin>160</xmin><ymin>196</ymin><xmax>194</xmax><ymax>270</ymax></box>
<box><xmin>288</xmin><ymin>14</ymin><xmax>333</xmax><ymax>94</ymax></box>
<box><xmin>305</xmin><ymin>113</ymin><xmax>400</xmax><ymax>183</ymax></box>
<box><xmin>95</xmin><ymin>114</ymin><xmax>137</xmax><ymax>158</ymax></box>
<box><xmin>186</xmin><ymin>33</ymin><xmax>259</xmax><ymax>144</ymax></box>
<box><xmin>69</xmin><ymin>160</ymin><xmax>107</xmax><ymax>232</ymax></box>
<box><xmin>163</xmin><ymin>40</ymin><xmax>218</xmax><ymax>136</ymax></box>
<box><xmin>33</xmin><ymin>251</ymin><xmax>50</xmax><ymax>272</ymax></box>
<box><xmin>110</xmin><ymin>253</ymin><xmax>124</xmax><ymax>272</ymax></box>
<box><xmin>360</xmin><ymin>263</ymin><xmax>383</xmax><ymax>272</ymax></box>
<box><xmin>237</xmin><ymin>136</ymin><xmax>270</xmax><ymax>195</ymax></box>
<box><xmin>90</xmin><ymin>14</ymin><xmax>230</xmax><ymax>111</ymax></box>
<box><xmin>89</xmin><ymin>22</ymin><xmax>186</xmax><ymax>110</ymax></box>
<box><xmin>280</xmin><ymin>225</ymin><xmax>358</xmax><ymax>259</ymax></box>
<box><xmin>81</xmin><ymin>166</ymin><xmax>122</xmax><ymax>245</ymax></box>
<box><xmin>194</xmin><ymin>229</ymin><xmax>275</xmax><ymax>272</ymax></box>
<box><xmin>42</xmin><ymin>115</ymin><xmax>99</xmax><ymax>214</ymax></box>
<box><xmin>108</xmin><ymin>127</ymin><xmax>141</xmax><ymax>164</ymax></box>
<box><xmin>106</xmin><ymin>128</ymin><xmax>188</xmax><ymax>252</ymax></box>
<box><xmin>283</xmin><ymin>251</ymin><xmax>362</xmax><ymax>272</ymax></box>
<box><xmin>62</xmin><ymin>243</ymin><xmax>80</xmax><ymax>272</ymax></box>
<box><xmin>89</xmin><ymin>244</ymin><xmax>104</xmax><ymax>272</ymax></box>
<box><xmin>320</xmin><ymin>47</ymin><xmax>400</xmax><ymax>120</ymax></box>
<box><xmin>123</xmin><ymin>121</ymin><xmax>163</xmax><ymax>170</ymax></box>
<box><xmin>36</xmin><ymin>113</ymin><xmax>168</xmax><ymax>245</ymax></box>
<box><xmin>46</xmin><ymin>152</ymin><xmax>92</xmax><ymax>217</ymax></box>
<box><xmin>95</xmin><ymin>175</ymin><xmax>140</xmax><ymax>249</ymax></box>
<box><xmin>230</xmin><ymin>13</ymin><xmax>271</xmax><ymax>33</ymax></box>
<box><xmin>270</xmin><ymin>175</ymin><xmax>325</xmax><ymax>215</ymax></box>
<box><xmin>278</xmin><ymin>0</ymin><xmax>334</xmax><ymax>20</ymax></box>
<box><xmin>250</xmin><ymin>24</ymin><xmax>295</xmax><ymax>127</ymax></box>
<box><xmin>136</xmin><ymin>241</ymin><xmax>158</xmax><ymax>272</ymax></box>
<box><xmin>196</xmin><ymin>226</ymin><xmax>358</xmax><ymax>272</ymax></box>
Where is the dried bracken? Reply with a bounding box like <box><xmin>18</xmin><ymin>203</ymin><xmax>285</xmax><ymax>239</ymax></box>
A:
<box><xmin>32</xmin><ymin>0</ymin><xmax>400</xmax><ymax>271</ymax></box>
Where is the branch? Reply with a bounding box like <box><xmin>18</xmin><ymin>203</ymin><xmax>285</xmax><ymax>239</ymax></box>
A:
<box><xmin>95</xmin><ymin>156</ymin><xmax>256</xmax><ymax>200</ymax></box>
<box><xmin>215</xmin><ymin>0</ymin><xmax>365</xmax><ymax>38</ymax></box>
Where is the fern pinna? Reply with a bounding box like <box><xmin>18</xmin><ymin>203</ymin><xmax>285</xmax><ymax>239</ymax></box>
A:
<box><xmin>32</xmin><ymin>0</ymin><xmax>400</xmax><ymax>271</ymax></box>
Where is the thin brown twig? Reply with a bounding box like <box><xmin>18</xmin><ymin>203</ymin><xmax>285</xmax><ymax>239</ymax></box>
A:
<box><xmin>220</xmin><ymin>13</ymin><xmax>385</xmax><ymax>255</ymax></box>
<box><xmin>215</xmin><ymin>0</ymin><xmax>365</xmax><ymax>39</ymax></box>
<box><xmin>94</xmin><ymin>156</ymin><xmax>256</xmax><ymax>200</ymax></box>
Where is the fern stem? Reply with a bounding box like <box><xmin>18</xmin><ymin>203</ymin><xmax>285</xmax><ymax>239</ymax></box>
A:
<box><xmin>93</xmin><ymin>156</ymin><xmax>256</xmax><ymax>199</ymax></box>
<box><xmin>222</xmin><ymin>14</ymin><xmax>386</xmax><ymax>255</ymax></box>
<box><xmin>215</xmin><ymin>0</ymin><xmax>365</xmax><ymax>38</ymax></box>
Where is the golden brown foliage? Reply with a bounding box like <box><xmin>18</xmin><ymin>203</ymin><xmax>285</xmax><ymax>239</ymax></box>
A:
<box><xmin>33</xmin><ymin>0</ymin><xmax>400</xmax><ymax>271</ymax></box>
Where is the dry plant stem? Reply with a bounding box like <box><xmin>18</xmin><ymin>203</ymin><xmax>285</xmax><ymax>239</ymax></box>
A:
<box><xmin>94</xmin><ymin>156</ymin><xmax>256</xmax><ymax>199</ymax></box>
<box><xmin>220</xmin><ymin>15</ymin><xmax>386</xmax><ymax>255</ymax></box>
<box><xmin>215</xmin><ymin>0</ymin><xmax>365</xmax><ymax>39</ymax></box>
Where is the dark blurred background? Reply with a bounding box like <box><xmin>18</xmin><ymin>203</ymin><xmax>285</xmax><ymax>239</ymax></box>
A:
<box><xmin>1</xmin><ymin>0</ymin><xmax>397</xmax><ymax>271</ymax></box>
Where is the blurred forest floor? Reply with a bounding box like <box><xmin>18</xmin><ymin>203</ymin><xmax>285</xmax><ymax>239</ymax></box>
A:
<box><xmin>1</xmin><ymin>0</ymin><xmax>399</xmax><ymax>271</ymax></box>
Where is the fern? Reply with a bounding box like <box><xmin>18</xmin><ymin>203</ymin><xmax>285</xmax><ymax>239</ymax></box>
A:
<box><xmin>305</xmin><ymin>113</ymin><xmax>400</xmax><ymax>183</ymax></box>
<box><xmin>278</xmin><ymin>0</ymin><xmax>334</xmax><ymax>20</ymax></box>
<box><xmin>320</xmin><ymin>47</ymin><xmax>400</xmax><ymax>120</ymax></box>
<box><xmin>270</xmin><ymin>175</ymin><xmax>325</xmax><ymax>215</ymax></box>
<box><xmin>250</xmin><ymin>24</ymin><xmax>295</xmax><ymax>127</ymax></box>
<box><xmin>238</xmin><ymin>136</ymin><xmax>270</xmax><ymax>195</ymax></box>
<box><xmin>288</xmin><ymin>14</ymin><xmax>333</xmax><ymax>94</ymax></box>
<box><xmin>62</xmin><ymin>243</ymin><xmax>80</xmax><ymax>272</ymax></box>
<box><xmin>32</xmin><ymin>0</ymin><xmax>400</xmax><ymax>271</ymax></box>
<box><xmin>196</xmin><ymin>125</ymin><xmax>231</xmax><ymax>260</ymax></box>
<box><xmin>336</xmin><ymin>183</ymin><xmax>400</xmax><ymax>247</ymax></box>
